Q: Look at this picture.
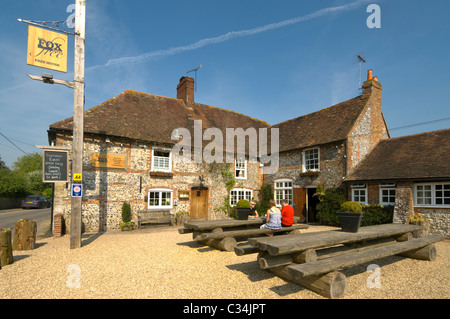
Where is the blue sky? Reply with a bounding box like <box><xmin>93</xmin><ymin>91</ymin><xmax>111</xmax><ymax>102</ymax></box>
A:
<box><xmin>0</xmin><ymin>0</ymin><xmax>449</xmax><ymax>168</ymax></box>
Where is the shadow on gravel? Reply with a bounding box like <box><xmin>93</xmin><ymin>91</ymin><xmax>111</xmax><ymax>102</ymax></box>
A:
<box><xmin>226</xmin><ymin>261</ymin><xmax>273</xmax><ymax>282</ymax></box>
<box><xmin>81</xmin><ymin>232</ymin><xmax>104</xmax><ymax>246</ymax></box>
<box><xmin>11</xmin><ymin>254</ymin><xmax>31</xmax><ymax>262</ymax></box>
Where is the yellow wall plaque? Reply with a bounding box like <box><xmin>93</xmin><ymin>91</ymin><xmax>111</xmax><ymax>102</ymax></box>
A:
<box><xmin>91</xmin><ymin>154</ymin><xmax>126</xmax><ymax>169</ymax></box>
<box><xmin>27</xmin><ymin>25</ymin><xmax>68</xmax><ymax>73</ymax></box>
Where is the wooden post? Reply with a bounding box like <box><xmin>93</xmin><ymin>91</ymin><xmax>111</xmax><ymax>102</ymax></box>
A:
<box><xmin>0</xmin><ymin>229</ymin><xmax>14</xmax><ymax>267</ymax></box>
<box><xmin>12</xmin><ymin>220</ymin><xmax>37</xmax><ymax>250</ymax></box>
<box><xmin>70</xmin><ymin>0</ymin><xmax>86</xmax><ymax>249</ymax></box>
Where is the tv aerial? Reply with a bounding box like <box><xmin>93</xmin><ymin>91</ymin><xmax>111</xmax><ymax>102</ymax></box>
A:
<box><xmin>187</xmin><ymin>65</ymin><xmax>202</xmax><ymax>92</ymax></box>
<box><xmin>354</xmin><ymin>53</ymin><xmax>366</xmax><ymax>92</ymax></box>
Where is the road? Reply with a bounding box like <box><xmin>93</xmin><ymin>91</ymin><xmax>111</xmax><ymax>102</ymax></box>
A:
<box><xmin>0</xmin><ymin>207</ymin><xmax>52</xmax><ymax>237</ymax></box>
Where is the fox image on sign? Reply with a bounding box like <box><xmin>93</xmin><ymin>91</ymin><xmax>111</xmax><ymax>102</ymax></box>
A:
<box><xmin>27</xmin><ymin>25</ymin><xmax>68</xmax><ymax>73</ymax></box>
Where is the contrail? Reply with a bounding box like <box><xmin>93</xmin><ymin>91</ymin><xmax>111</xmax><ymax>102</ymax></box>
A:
<box><xmin>88</xmin><ymin>0</ymin><xmax>374</xmax><ymax>71</ymax></box>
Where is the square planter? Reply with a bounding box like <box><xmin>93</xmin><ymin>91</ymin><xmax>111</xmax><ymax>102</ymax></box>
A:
<box><xmin>337</xmin><ymin>212</ymin><xmax>363</xmax><ymax>233</ymax></box>
<box><xmin>236</xmin><ymin>207</ymin><xmax>250</xmax><ymax>220</ymax></box>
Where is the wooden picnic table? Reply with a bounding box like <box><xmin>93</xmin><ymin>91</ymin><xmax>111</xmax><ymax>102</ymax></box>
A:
<box><xmin>234</xmin><ymin>223</ymin><xmax>445</xmax><ymax>298</ymax></box>
<box><xmin>179</xmin><ymin>217</ymin><xmax>308</xmax><ymax>251</ymax></box>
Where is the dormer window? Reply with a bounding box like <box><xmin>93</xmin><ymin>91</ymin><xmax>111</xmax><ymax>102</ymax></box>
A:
<box><xmin>235</xmin><ymin>158</ymin><xmax>247</xmax><ymax>180</ymax></box>
<box><xmin>151</xmin><ymin>149</ymin><xmax>172</xmax><ymax>172</ymax></box>
<box><xmin>302</xmin><ymin>147</ymin><xmax>320</xmax><ymax>172</ymax></box>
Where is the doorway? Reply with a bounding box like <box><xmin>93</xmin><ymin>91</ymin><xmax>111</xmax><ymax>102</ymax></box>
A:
<box><xmin>307</xmin><ymin>188</ymin><xmax>320</xmax><ymax>223</ymax></box>
<box><xmin>190</xmin><ymin>187</ymin><xmax>208</xmax><ymax>220</ymax></box>
<box><xmin>293</xmin><ymin>187</ymin><xmax>306</xmax><ymax>222</ymax></box>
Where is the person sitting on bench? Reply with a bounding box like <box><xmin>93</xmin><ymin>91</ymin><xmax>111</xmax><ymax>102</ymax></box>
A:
<box><xmin>249</xmin><ymin>201</ymin><xmax>260</xmax><ymax>218</ymax></box>
<box><xmin>260</xmin><ymin>199</ymin><xmax>281</xmax><ymax>232</ymax></box>
<box><xmin>280</xmin><ymin>199</ymin><xmax>294</xmax><ymax>227</ymax></box>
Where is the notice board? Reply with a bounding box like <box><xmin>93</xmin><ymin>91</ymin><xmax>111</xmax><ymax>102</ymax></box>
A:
<box><xmin>43</xmin><ymin>150</ymin><xmax>69</xmax><ymax>182</ymax></box>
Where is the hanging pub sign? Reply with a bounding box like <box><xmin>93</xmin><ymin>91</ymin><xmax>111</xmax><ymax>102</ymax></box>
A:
<box><xmin>42</xmin><ymin>150</ymin><xmax>69</xmax><ymax>182</ymax></box>
<box><xmin>27</xmin><ymin>25</ymin><xmax>68</xmax><ymax>73</ymax></box>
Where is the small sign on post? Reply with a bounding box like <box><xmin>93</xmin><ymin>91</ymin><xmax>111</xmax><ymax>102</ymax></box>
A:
<box><xmin>73</xmin><ymin>173</ymin><xmax>82</xmax><ymax>182</ymax></box>
<box><xmin>71</xmin><ymin>184</ymin><xmax>82</xmax><ymax>197</ymax></box>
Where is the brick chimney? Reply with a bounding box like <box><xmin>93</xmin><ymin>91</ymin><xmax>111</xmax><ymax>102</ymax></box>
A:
<box><xmin>362</xmin><ymin>69</ymin><xmax>382</xmax><ymax>97</ymax></box>
<box><xmin>177</xmin><ymin>76</ymin><xmax>195</xmax><ymax>108</ymax></box>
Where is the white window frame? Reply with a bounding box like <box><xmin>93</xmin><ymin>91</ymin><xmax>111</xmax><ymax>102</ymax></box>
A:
<box><xmin>230</xmin><ymin>188</ymin><xmax>253</xmax><ymax>206</ymax></box>
<box><xmin>414</xmin><ymin>183</ymin><xmax>450</xmax><ymax>207</ymax></box>
<box><xmin>351</xmin><ymin>184</ymin><xmax>367</xmax><ymax>205</ymax></box>
<box><xmin>235</xmin><ymin>158</ymin><xmax>247</xmax><ymax>180</ymax></box>
<box><xmin>302</xmin><ymin>147</ymin><xmax>320</xmax><ymax>172</ymax></box>
<box><xmin>274</xmin><ymin>179</ymin><xmax>293</xmax><ymax>207</ymax></box>
<box><xmin>379</xmin><ymin>184</ymin><xmax>397</xmax><ymax>206</ymax></box>
<box><xmin>151</xmin><ymin>148</ymin><xmax>172</xmax><ymax>172</ymax></box>
<box><xmin>147</xmin><ymin>189</ymin><xmax>173</xmax><ymax>209</ymax></box>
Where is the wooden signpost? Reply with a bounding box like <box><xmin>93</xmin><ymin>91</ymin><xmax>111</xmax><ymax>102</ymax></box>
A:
<box><xmin>23</xmin><ymin>0</ymin><xmax>86</xmax><ymax>249</ymax></box>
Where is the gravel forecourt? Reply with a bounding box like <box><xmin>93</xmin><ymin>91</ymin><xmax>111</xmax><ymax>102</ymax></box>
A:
<box><xmin>1</xmin><ymin>225</ymin><xmax>449</xmax><ymax>300</ymax></box>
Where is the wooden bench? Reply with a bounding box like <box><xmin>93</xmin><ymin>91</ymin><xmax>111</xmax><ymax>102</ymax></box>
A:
<box><xmin>179</xmin><ymin>218</ymin><xmax>308</xmax><ymax>251</ymax></box>
<box><xmin>234</xmin><ymin>223</ymin><xmax>446</xmax><ymax>299</ymax></box>
<box><xmin>137</xmin><ymin>210</ymin><xmax>172</xmax><ymax>228</ymax></box>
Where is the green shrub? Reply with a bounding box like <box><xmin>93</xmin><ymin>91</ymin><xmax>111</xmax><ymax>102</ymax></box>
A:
<box><xmin>236</xmin><ymin>199</ymin><xmax>250</xmax><ymax>208</ymax></box>
<box><xmin>361</xmin><ymin>205</ymin><xmax>394</xmax><ymax>226</ymax></box>
<box><xmin>316</xmin><ymin>187</ymin><xmax>346</xmax><ymax>226</ymax></box>
<box><xmin>121</xmin><ymin>201</ymin><xmax>132</xmax><ymax>223</ymax></box>
<box><xmin>340</xmin><ymin>201</ymin><xmax>363</xmax><ymax>213</ymax></box>
<box><xmin>256</xmin><ymin>183</ymin><xmax>273</xmax><ymax>216</ymax></box>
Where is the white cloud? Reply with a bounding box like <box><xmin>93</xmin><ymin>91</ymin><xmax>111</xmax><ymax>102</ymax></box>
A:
<box><xmin>87</xmin><ymin>0</ymin><xmax>374</xmax><ymax>72</ymax></box>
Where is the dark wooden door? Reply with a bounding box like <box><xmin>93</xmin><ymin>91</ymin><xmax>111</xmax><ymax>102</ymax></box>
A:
<box><xmin>293</xmin><ymin>187</ymin><xmax>306</xmax><ymax>222</ymax></box>
<box><xmin>190</xmin><ymin>187</ymin><xmax>208</xmax><ymax>220</ymax></box>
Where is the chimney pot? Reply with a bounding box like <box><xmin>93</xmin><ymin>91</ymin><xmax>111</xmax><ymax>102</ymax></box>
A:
<box><xmin>367</xmin><ymin>69</ymin><xmax>373</xmax><ymax>80</ymax></box>
<box><xmin>373</xmin><ymin>76</ymin><xmax>378</xmax><ymax>82</ymax></box>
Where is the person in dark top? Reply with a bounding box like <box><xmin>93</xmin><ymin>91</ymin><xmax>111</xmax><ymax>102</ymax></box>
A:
<box><xmin>249</xmin><ymin>201</ymin><xmax>259</xmax><ymax>218</ymax></box>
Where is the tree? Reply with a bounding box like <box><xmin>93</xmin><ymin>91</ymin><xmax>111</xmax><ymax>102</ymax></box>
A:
<box><xmin>13</xmin><ymin>153</ymin><xmax>42</xmax><ymax>176</ymax></box>
<box><xmin>0</xmin><ymin>153</ymin><xmax>49</xmax><ymax>198</ymax></box>
<box><xmin>12</xmin><ymin>153</ymin><xmax>49</xmax><ymax>195</ymax></box>
<box><xmin>0</xmin><ymin>155</ymin><xmax>7</xmax><ymax>170</ymax></box>
<box><xmin>0</xmin><ymin>169</ymin><xmax>26</xmax><ymax>198</ymax></box>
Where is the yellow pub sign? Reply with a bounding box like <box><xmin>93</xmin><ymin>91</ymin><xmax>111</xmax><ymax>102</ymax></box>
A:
<box><xmin>27</xmin><ymin>25</ymin><xmax>68</xmax><ymax>73</ymax></box>
<box><xmin>91</xmin><ymin>154</ymin><xmax>126</xmax><ymax>169</ymax></box>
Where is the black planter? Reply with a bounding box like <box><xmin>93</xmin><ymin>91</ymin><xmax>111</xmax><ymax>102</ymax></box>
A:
<box><xmin>337</xmin><ymin>212</ymin><xmax>363</xmax><ymax>232</ymax></box>
<box><xmin>236</xmin><ymin>207</ymin><xmax>250</xmax><ymax>220</ymax></box>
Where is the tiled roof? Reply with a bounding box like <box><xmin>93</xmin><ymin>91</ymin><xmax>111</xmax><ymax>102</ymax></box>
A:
<box><xmin>49</xmin><ymin>89</ymin><xmax>270</xmax><ymax>147</ymax></box>
<box><xmin>344</xmin><ymin>129</ymin><xmax>450</xmax><ymax>182</ymax></box>
<box><xmin>272</xmin><ymin>95</ymin><xmax>369</xmax><ymax>152</ymax></box>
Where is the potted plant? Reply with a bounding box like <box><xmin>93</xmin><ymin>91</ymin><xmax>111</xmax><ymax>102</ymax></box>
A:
<box><xmin>235</xmin><ymin>199</ymin><xmax>251</xmax><ymax>220</ymax></box>
<box><xmin>120</xmin><ymin>201</ymin><xmax>135</xmax><ymax>231</ymax></box>
<box><xmin>409</xmin><ymin>212</ymin><xmax>430</xmax><ymax>238</ymax></box>
<box><xmin>337</xmin><ymin>201</ymin><xmax>363</xmax><ymax>232</ymax></box>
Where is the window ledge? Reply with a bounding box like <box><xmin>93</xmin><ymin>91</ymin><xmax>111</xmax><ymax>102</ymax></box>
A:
<box><xmin>300</xmin><ymin>171</ymin><xmax>320</xmax><ymax>177</ymax></box>
<box><xmin>415</xmin><ymin>205</ymin><xmax>450</xmax><ymax>209</ymax></box>
<box><xmin>150</xmin><ymin>171</ymin><xmax>173</xmax><ymax>177</ymax></box>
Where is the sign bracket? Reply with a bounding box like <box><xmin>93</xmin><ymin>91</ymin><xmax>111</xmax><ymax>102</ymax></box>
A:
<box><xmin>17</xmin><ymin>18</ymin><xmax>77</xmax><ymax>36</ymax></box>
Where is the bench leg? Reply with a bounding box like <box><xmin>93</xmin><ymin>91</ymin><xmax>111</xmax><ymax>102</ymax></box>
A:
<box><xmin>269</xmin><ymin>265</ymin><xmax>346</xmax><ymax>299</ymax></box>
<box><xmin>398</xmin><ymin>244</ymin><xmax>437</xmax><ymax>261</ymax></box>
